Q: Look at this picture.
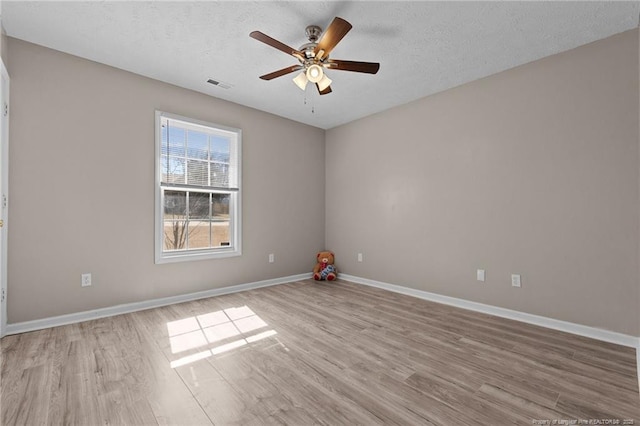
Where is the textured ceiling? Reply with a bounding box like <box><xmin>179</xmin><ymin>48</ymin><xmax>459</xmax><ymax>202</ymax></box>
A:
<box><xmin>3</xmin><ymin>1</ymin><xmax>639</xmax><ymax>129</ymax></box>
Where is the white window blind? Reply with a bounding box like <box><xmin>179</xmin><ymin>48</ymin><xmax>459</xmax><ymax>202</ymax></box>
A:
<box><xmin>160</xmin><ymin>116</ymin><xmax>239</xmax><ymax>190</ymax></box>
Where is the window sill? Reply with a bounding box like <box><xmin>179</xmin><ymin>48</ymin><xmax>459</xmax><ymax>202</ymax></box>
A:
<box><xmin>155</xmin><ymin>248</ymin><xmax>241</xmax><ymax>264</ymax></box>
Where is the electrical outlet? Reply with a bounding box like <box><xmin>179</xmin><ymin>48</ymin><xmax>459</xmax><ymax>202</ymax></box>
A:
<box><xmin>357</xmin><ymin>253</ymin><xmax>363</xmax><ymax>262</ymax></box>
<box><xmin>268</xmin><ymin>253</ymin><xmax>274</xmax><ymax>263</ymax></box>
<box><xmin>511</xmin><ymin>274</ymin><xmax>521</xmax><ymax>288</ymax></box>
<box><xmin>81</xmin><ymin>273</ymin><xmax>92</xmax><ymax>287</ymax></box>
<box><xmin>477</xmin><ymin>269</ymin><xmax>485</xmax><ymax>282</ymax></box>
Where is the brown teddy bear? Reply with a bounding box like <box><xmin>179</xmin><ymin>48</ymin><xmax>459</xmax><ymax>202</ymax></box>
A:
<box><xmin>313</xmin><ymin>251</ymin><xmax>337</xmax><ymax>281</ymax></box>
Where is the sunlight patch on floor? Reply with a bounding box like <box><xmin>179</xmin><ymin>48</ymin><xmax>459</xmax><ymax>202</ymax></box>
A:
<box><xmin>166</xmin><ymin>305</ymin><xmax>278</xmax><ymax>368</ymax></box>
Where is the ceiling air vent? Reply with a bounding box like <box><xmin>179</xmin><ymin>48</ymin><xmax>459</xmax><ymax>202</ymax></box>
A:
<box><xmin>207</xmin><ymin>78</ymin><xmax>233</xmax><ymax>89</ymax></box>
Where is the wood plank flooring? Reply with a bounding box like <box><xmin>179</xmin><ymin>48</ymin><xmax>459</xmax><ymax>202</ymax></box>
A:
<box><xmin>1</xmin><ymin>279</ymin><xmax>639</xmax><ymax>425</ymax></box>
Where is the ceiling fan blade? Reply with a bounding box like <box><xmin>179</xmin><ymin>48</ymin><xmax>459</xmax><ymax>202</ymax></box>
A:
<box><xmin>326</xmin><ymin>60</ymin><xmax>380</xmax><ymax>74</ymax></box>
<box><xmin>250</xmin><ymin>31</ymin><xmax>304</xmax><ymax>59</ymax></box>
<box><xmin>317</xmin><ymin>84</ymin><xmax>332</xmax><ymax>95</ymax></box>
<box><xmin>259</xmin><ymin>65</ymin><xmax>303</xmax><ymax>80</ymax></box>
<box><xmin>313</xmin><ymin>17</ymin><xmax>352</xmax><ymax>60</ymax></box>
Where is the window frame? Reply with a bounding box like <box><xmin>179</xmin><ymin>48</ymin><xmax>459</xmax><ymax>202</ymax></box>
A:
<box><xmin>155</xmin><ymin>111</ymin><xmax>242</xmax><ymax>264</ymax></box>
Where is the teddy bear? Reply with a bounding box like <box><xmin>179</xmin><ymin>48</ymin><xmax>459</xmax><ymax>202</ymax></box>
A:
<box><xmin>313</xmin><ymin>251</ymin><xmax>337</xmax><ymax>281</ymax></box>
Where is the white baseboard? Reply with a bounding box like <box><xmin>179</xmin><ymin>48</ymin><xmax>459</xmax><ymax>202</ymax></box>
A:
<box><xmin>4</xmin><ymin>273</ymin><xmax>311</xmax><ymax>336</ymax></box>
<box><xmin>340</xmin><ymin>274</ymin><xmax>640</xmax><ymax>349</ymax></box>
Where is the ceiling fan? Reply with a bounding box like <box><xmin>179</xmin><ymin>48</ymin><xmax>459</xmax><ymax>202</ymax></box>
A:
<box><xmin>250</xmin><ymin>17</ymin><xmax>380</xmax><ymax>95</ymax></box>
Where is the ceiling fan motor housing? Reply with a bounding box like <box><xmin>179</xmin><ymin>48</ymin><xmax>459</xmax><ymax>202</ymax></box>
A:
<box><xmin>299</xmin><ymin>42</ymin><xmax>319</xmax><ymax>60</ymax></box>
<box><xmin>301</xmin><ymin>25</ymin><xmax>323</xmax><ymax>60</ymax></box>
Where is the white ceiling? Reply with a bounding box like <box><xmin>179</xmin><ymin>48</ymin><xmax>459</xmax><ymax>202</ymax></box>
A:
<box><xmin>3</xmin><ymin>1</ymin><xmax>639</xmax><ymax>129</ymax></box>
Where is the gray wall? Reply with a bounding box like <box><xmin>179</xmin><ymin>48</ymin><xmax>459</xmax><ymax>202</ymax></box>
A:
<box><xmin>326</xmin><ymin>30</ymin><xmax>639</xmax><ymax>336</ymax></box>
<box><xmin>7</xmin><ymin>38</ymin><xmax>325</xmax><ymax>323</ymax></box>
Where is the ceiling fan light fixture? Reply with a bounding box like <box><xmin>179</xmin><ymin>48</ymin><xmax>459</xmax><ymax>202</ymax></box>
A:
<box><xmin>293</xmin><ymin>72</ymin><xmax>308</xmax><ymax>90</ymax></box>
<box><xmin>317</xmin><ymin>74</ymin><xmax>332</xmax><ymax>91</ymax></box>
<box><xmin>306</xmin><ymin>64</ymin><xmax>324</xmax><ymax>83</ymax></box>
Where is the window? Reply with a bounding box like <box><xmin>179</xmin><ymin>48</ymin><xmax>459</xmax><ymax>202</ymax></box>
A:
<box><xmin>155</xmin><ymin>111</ymin><xmax>241</xmax><ymax>263</ymax></box>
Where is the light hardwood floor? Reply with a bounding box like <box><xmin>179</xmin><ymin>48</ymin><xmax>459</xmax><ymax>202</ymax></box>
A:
<box><xmin>1</xmin><ymin>279</ymin><xmax>639</xmax><ymax>425</ymax></box>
